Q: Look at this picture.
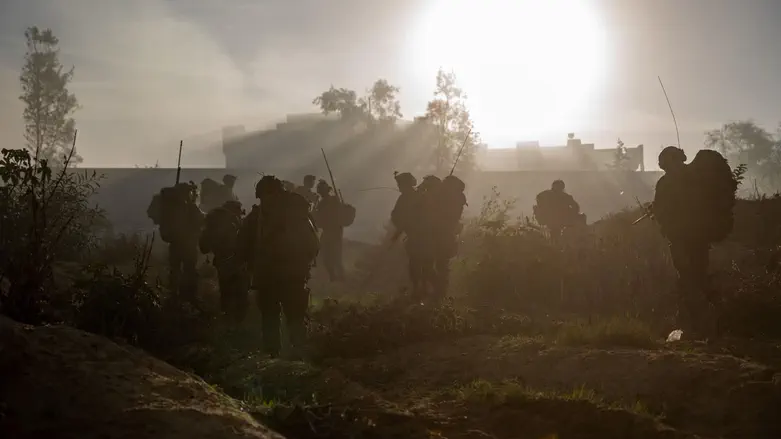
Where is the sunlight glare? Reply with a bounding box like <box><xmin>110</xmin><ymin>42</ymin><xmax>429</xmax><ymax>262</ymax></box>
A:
<box><xmin>410</xmin><ymin>0</ymin><xmax>609</xmax><ymax>145</ymax></box>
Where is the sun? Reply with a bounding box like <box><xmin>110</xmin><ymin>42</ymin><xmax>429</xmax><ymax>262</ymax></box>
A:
<box><xmin>408</xmin><ymin>0</ymin><xmax>609</xmax><ymax>145</ymax></box>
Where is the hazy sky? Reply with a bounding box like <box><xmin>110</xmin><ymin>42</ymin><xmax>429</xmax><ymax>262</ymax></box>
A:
<box><xmin>0</xmin><ymin>0</ymin><xmax>779</xmax><ymax>168</ymax></box>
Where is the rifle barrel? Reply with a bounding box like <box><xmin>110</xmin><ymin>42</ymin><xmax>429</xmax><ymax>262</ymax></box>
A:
<box><xmin>175</xmin><ymin>140</ymin><xmax>183</xmax><ymax>185</ymax></box>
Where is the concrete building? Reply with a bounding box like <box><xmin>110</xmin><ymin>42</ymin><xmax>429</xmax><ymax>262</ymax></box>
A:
<box><xmin>224</xmin><ymin>117</ymin><xmax>644</xmax><ymax>173</ymax></box>
<box><xmin>477</xmin><ymin>133</ymin><xmax>645</xmax><ymax>172</ymax></box>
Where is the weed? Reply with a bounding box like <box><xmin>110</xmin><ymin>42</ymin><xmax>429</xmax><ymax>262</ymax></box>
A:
<box><xmin>555</xmin><ymin>317</ymin><xmax>658</xmax><ymax>349</ymax></box>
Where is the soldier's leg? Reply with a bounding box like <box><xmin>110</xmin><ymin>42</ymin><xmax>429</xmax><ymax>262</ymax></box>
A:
<box><xmin>255</xmin><ymin>284</ymin><xmax>282</xmax><ymax>356</ymax></box>
<box><xmin>689</xmin><ymin>241</ymin><xmax>717</xmax><ymax>337</ymax></box>
<box><xmin>180</xmin><ymin>245</ymin><xmax>199</xmax><ymax>300</ymax></box>
<box><xmin>432</xmin><ymin>256</ymin><xmax>451</xmax><ymax>299</ymax></box>
<box><xmin>418</xmin><ymin>255</ymin><xmax>437</xmax><ymax>300</ymax></box>
<box><xmin>281</xmin><ymin>278</ymin><xmax>310</xmax><ymax>351</ymax></box>
<box><xmin>669</xmin><ymin>241</ymin><xmax>711</xmax><ymax>336</ymax></box>
<box><xmin>668</xmin><ymin>241</ymin><xmax>690</xmax><ymax>290</ymax></box>
<box><xmin>690</xmin><ymin>241</ymin><xmax>711</xmax><ymax>293</ymax></box>
<box><xmin>217</xmin><ymin>268</ymin><xmax>232</xmax><ymax>317</ymax></box>
<box><xmin>168</xmin><ymin>243</ymin><xmax>182</xmax><ymax>293</ymax></box>
<box><xmin>230</xmin><ymin>270</ymin><xmax>250</xmax><ymax>323</ymax></box>
<box><xmin>405</xmin><ymin>242</ymin><xmax>423</xmax><ymax>294</ymax></box>
<box><xmin>668</xmin><ymin>242</ymin><xmax>692</xmax><ymax>327</ymax></box>
<box><xmin>322</xmin><ymin>239</ymin><xmax>337</xmax><ymax>282</ymax></box>
<box><xmin>334</xmin><ymin>232</ymin><xmax>346</xmax><ymax>281</ymax></box>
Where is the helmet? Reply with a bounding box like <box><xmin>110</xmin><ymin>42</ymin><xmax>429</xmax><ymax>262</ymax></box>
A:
<box><xmin>316</xmin><ymin>179</ymin><xmax>331</xmax><ymax>194</ymax></box>
<box><xmin>303</xmin><ymin>174</ymin><xmax>316</xmax><ymax>185</ymax></box>
<box><xmin>551</xmin><ymin>180</ymin><xmax>565</xmax><ymax>191</ymax></box>
<box><xmin>255</xmin><ymin>175</ymin><xmax>283</xmax><ymax>198</ymax></box>
<box><xmin>393</xmin><ymin>171</ymin><xmax>417</xmax><ymax>188</ymax></box>
<box><xmin>658</xmin><ymin>146</ymin><xmax>687</xmax><ymax>171</ymax></box>
<box><xmin>443</xmin><ymin>175</ymin><xmax>465</xmax><ymax>193</ymax></box>
<box><xmin>223</xmin><ymin>174</ymin><xmax>237</xmax><ymax>184</ymax></box>
<box><xmin>418</xmin><ymin>175</ymin><xmax>442</xmax><ymax>192</ymax></box>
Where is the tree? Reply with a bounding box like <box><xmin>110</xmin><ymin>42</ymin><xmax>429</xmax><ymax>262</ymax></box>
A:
<box><xmin>363</xmin><ymin>79</ymin><xmax>402</xmax><ymax>124</ymax></box>
<box><xmin>19</xmin><ymin>26</ymin><xmax>81</xmax><ymax>167</ymax></box>
<box><xmin>704</xmin><ymin>120</ymin><xmax>781</xmax><ymax>191</ymax></box>
<box><xmin>609</xmin><ymin>138</ymin><xmax>634</xmax><ymax>170</ymax></box>
<box><xmin>313</xmin><ymin>78</ymin><xmax>403</xmax><ymax>125</ymax></box>
<box><xmin>312</xmin><ymin>86</ymin><xmax>365</xmax><ymax>121</ymax></box>
<box><xmin>419</xmin><ymin>68</ymin><xmax>480</xmax><ymax>174</ymax></box>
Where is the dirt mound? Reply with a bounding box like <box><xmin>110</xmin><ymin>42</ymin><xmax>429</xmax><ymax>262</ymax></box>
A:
<box><xmin>212</xmin><ymin>351</ymin><xmax>691</xmax><ymax>439</ymax></box>
<box><xmin>333</xmin><ymin>336</ymin><xmax>781</xmax><ymax>438</ymax></box>
<box><xmin>0</xmin><ymin>316</ymin><xmax>285</xmax><ymax>439</ymax></box>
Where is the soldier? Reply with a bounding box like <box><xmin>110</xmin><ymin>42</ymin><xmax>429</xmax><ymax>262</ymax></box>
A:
<box><xmin>199</xmin><ymin>199</ymin><xmax>248</xmax><ymax>323</ymax></box>
<box><xmin>534</xmin><ymin>180</ymin><xmax>582</xmax><ymax>241</ymax></box>
<box><xmin>295</xmin><ymin>174</ymin><xmax>319</xmax><ymax>209</ymax></box>
<box><xmin>390</xmin><ymin>171</ymin><xmax>429</xmax><ymax>297</ymax></box>
<box><xmin>314</xmin><ymin>179</ymin><xmax>346</xmax><ymax>282</ymax></box>
<box><xmin>429</xmin><ymin>175</ymin><xmax>467</xmax><ymax>299</ymax></box>
<box><xmin>653</xmin><ymin>146</ymin><xmax>736</xmax><ymax>338</ymax></box>
<box><xmin>199</xmin><ymin>178</ymin><xmax>222</xmax><ymax>213</ymax></box>
<box><xmin>416</xmin><ymin>175</ymin><xmax>443</xmax><ymax>297</ymax></box>
<box><xmin>238</xmin><ymin>175</ymin><xmax>319</xmax><ymax>358</ymax></box>
<box><xmin>222</xmin><ymin>174</ymin><xmax>239</xmax><ymax>202</ymax></box>
<box><xmin>148</xmin><ymin>182</ymin><xmax>204</xmax><ymax>300</ymax></box>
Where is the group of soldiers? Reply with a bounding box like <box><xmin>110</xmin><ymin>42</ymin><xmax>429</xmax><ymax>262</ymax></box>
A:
<box><xmin>146</xmin><ymin>144</ymin><xmax>737</xmax><ymax>355</ymax></box>
<box><xmin>390</xmin><ymin>172</ymin><xmax>468</xmax><ymax>301</ymax></box>
<box><xmin>147</xmin><ymin>174</ymin><xmax>352</xmax><ymax>357</ymax></box>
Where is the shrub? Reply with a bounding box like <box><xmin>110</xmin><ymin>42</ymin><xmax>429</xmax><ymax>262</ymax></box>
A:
<box><xmin>457</xmin><ymin>187</ymin><xmax>781</xmax><ymax>337</ymax></box>
<box><xmin>554</xmin><ymin>317</ymin><xmax>658</xmax><ymax>349</ymax></box>
<box><xmin>0</xmin><ymin>148</ymin><xmax>105</xmax><ymax>323</ymax></box>
<box><xmin>70</xmin><ymin>237</ymin><xmax>216</xmax><ymax>355</ymax></box>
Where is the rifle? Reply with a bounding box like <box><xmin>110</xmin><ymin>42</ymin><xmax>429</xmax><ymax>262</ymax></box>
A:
<box><xmin>449</xmin><ymin>128</ymin><xmax>473</xmax><ymax>176</ymax></box>
<box><xmin>632</xmin><ymin>196</ymin><xmax>653</xmax><ymax>225</ymax></box>
<box><xmin>320</xmin><ymin>148</ymin><xmax>343</xmax><ymax>203</ymax></box>
<box><xmin>175</xmin><ymin>140</ymin><xmax>183</xmax><ymax>185</ymax></box>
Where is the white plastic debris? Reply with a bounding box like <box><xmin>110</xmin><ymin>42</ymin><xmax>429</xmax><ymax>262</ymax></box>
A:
<box><xmin>666</xmin><ymin>329</ymin><xmax>683</xmax><ymax>342</ymax></box>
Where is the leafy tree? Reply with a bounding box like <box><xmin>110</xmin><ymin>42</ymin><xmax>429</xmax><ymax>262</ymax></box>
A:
<box><xmin>312</xmin><ymin>86</ymin><xmax>365</xmax><ymax>121</ymax></box>
<box><xmin>313</xmin><ymin>78</ymin><xmax>403</xmax><ymax>125</ymax></box>
<box><xmin>363</xmin><ymin>79</ymin><xmax>402</xmax><ymax>124</ymax></box>
<box><xmin>704</xmin><ymin>120</ymin><xmax>781</xmax><ymax>191</ymax></box>
<box><xmin>609</xmin><ymin>138</ymin><xmax>634</xmax><ymax>170</ymax></box>
<box><xmin>419</xmin><ymin>68</ymin><xmax>480</xmax><ymax>174</ymax></box>
<box><xmin>19</xmin><ymin>26</ymin><xmax>81</xmax><ymax>167</ymax></box>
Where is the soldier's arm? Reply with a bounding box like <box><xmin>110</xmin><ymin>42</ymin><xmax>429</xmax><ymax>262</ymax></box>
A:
<box><xmin>652</xmin><ymin>177</ymin><xmax>674</xmax><ymax>224</ymax></box>
<box><xmin>566</xmin><ymin>194</ymin><xmax>580</xmax><ymax>213</ymax></box>
<box><xmin>236</xmin><ymin>207</ymin><xmax>258</xmax><ymax>263</ymax></box>
<box><xmin>390</xmin><ymin>197</ymin><xmax>405</xmax><ymax>231</ymax></box>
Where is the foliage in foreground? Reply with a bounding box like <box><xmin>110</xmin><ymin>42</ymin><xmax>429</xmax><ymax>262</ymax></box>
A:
<box><xmin>0</xmin><ymin>148</ymin><xmax>104</xmax><ymax>323</ymax></box>
<box><xmin>454</xmin><ymin>187</ymin><xmax>781</xmax><ymax>337</ymax></box>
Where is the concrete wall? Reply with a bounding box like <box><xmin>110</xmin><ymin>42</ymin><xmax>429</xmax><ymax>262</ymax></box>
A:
<box><xmin>85</xmin><ymin>167</ymin><xmax>661</xmax><ymax>243</ymax></box>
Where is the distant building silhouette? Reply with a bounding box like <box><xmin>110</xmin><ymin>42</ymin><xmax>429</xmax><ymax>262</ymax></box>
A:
<box><xmin>477</xmin><ymin>133</ymin><xmax>645</xmax><ymax>172</ymax></box>
<box><xmin>222</xmin><ymin>117</ymin><xmax>644</xmax><ymax>174</ymax></box>
<box><xmin>220</xmin><ymin>113</ymin><xmax>437</xmax><ymax>175</ymax></box>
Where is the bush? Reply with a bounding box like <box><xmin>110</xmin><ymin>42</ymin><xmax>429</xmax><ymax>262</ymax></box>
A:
<box><xmin>0</xmin><ymin>148</ymin><xmax>105</xmax><ymax>323</ymax></box>
<box><xmin>456</xmin><ymin>187</ymin><xmax>781</xmax><ymax>337</ymax></box>
<box><xmin>67</xmin><ymin>235</ymin><xmax>216</xmax><ymax>356</ymax></box>
<box><xmin>554</xmin><ymin>317</ymin><xmax>658</xmax><ymax>349</ymax></box>
<box><xmin>71</xmin><ymin>264</ymin><xmax>163</xmax><ymax>346</ymax></box>
<box><xmin>460</xmin><ymin>188</ymin><xmax>675</xmax><ymax>322</ymax></box>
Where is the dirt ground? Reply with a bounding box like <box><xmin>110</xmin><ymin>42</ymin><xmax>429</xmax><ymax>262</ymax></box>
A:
<box><xmin>0</xmin><ymin>316</ymin><xmax>284</xmax><ymax>439</ymax></box>
<box><xmin>209</xmin><ymin>330</ymin><xmax>781</xmax><ymax>439</ymax></box>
